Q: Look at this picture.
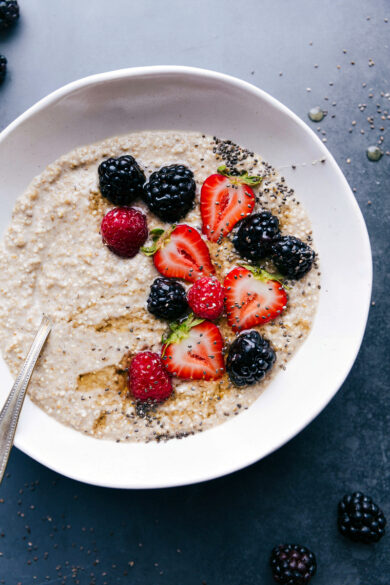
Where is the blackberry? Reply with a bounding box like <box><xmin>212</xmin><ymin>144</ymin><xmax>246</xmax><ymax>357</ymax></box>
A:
<box><xmin>0</xmin><ymin>55</ymin><xmax>6</xmax><ymax>84</ymax></box>
<box><xmin>143</xmin><ymin>164</ymin><xmax>196</xmax><ymax>222</ymax></box>
<box><xmin>271</xmin><ymin>235</ymin><xmax>315</xmax><ymax>280</ymax></box>
<box><xmin>0</xmin><ymin>0</ymin><xmax>19</xmax><ymax>29</ymax></box>
<box><xmin>98</xmin><ymin>155</ymin><xmax>145</xmax><ymax>206</ymax></box>
<box><xmin>233</xmin><ymin>211</ymin><xmax>280</xmax><ymax>260</ymax></box>
<box><xmin>147</xmin><ymin>277</ymin><xmax>188</xmax><ymax>321</ymax></box>
<box><xmin>338</xmin><ymin>492</ymin><xmax>386</xmax><ymax>543</ymax></box>
<box><xmin>270</xmin><ymin>544</ymin><xmax>317</xmax><ymax>585</ymax></box>
<box><xmin>226</xmin><ymin>330</ymin><xmax>275</xmax><ymax>387</ymax></box>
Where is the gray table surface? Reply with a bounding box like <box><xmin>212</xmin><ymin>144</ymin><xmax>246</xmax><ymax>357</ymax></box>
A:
<box><xmin>0</xmin><ymin>1</ymin><xmax>389</xmax><ymax>583</ymax></box>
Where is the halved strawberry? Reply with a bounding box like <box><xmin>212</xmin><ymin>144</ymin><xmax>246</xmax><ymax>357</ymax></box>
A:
<box><xmin>142</xmin><ymin>224</ymin><xmax>215</xmax><ymax>283</ymax></box>
<box><xmin>224</xmin><ymin>265</ymin><xmax>288</xmax><ymax>332</ymax></box>
<box><xmin>161</xmin><ymin>314</ymin><xmax>225</xmax><ymax>381</ymax></box>
<box><xmin>200</xmin><ymin>165</ymin><xmax>261</xmax><ymax>243</ymax></box>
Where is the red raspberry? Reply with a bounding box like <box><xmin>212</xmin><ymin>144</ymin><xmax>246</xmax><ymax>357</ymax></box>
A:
<box><xmin>128</xmin><ymin>351</ymin><xmax>173</xmax><ymax>403</ymax></box>
<box><xmin>187</xmin><ymin>276</ymin><xmax>224</xmax><ymax>320</ymax></box>
<box><xmin>100</xmin><ymin>207</ymin><xmax>148</xmax><ymax>258</ymax></box>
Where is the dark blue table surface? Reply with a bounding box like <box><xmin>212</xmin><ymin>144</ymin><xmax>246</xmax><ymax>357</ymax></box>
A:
<box><xmin>0</xmin><ymin>1</ymin><xmax>389</xmax><ymax>583</ymax></box>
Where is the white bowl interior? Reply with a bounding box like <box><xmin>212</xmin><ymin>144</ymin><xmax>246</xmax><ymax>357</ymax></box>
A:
<box><xmin>0</xmin><ymin>67</ymin><xmax>371</xmax><ymax>488</ymax></box>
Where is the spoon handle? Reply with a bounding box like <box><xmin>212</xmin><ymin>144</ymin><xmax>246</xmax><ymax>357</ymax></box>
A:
<box><xmin>0</xmin><ymin>315</ymin><xmax>51</xmax><ymax>483</ymax></box>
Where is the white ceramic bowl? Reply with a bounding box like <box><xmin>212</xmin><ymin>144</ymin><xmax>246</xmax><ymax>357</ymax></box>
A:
<box><xmin>0</xmin><ymin>66</ymin><xmax>371</xmax><ymax>488</ymax></box>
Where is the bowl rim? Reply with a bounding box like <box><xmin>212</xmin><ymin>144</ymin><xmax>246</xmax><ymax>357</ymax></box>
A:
<box><xmin>0</xmin><ymin>66</ymin><xmax>372</xmax><ymax>488</ymax></box>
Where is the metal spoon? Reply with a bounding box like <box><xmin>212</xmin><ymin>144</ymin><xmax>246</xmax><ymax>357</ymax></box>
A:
<box><xmin>0</xmin><ymin>315</ymin><xmax>51</xmax><ymax>483</ymax></box>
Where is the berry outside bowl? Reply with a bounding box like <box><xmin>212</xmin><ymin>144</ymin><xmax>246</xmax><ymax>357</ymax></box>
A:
<box><xmin>0</xmin><ymin>66</ymin><xmax>372</xmax><ymax>489</ymax></box>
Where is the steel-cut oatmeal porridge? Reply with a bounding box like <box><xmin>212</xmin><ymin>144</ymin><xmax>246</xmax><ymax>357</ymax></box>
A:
<box><xmin>0</xmin><ymin>131</ymin><xmax>320</xmax><ymax>442</ymax></box>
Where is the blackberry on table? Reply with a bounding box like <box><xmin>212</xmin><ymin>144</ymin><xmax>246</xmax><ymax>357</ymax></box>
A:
<box><xmin>270</xmin><ymin>544</ymin><xmax>317</xmax><ymax>585</ymax></box>
<box><xmin>271</xmin><ymin>235</ymin><xmax>315</xmax><ymax>280</ymax></box>
<box><xmin>0</xmin><ymin>55</ymin><xmax>6</xmax><ymax>83</ymax></box>
<box><xmin>98</xmin><ymin>155</ymin><xmax>146</xmax><ymax>206</ymax></box>
<box><xmin>233</xmin><ymin>211</ymin><xmax>280</xmax><ymax>260</ymax></box>
<box><xmin>143</xmin><ymin>164</ymin><xmax>196</xmax><ymax>222</ymax></box>
<box><xmin>0</xmin><ymin>0</ymin><xmax>19</xmax><ymax>30</ymax></box>
<box><xmin>338</xmin><ymin>492</ymin><xmax>386</xmax><ymax>543</ymax></box>
<box><xmin>226</xmin><ymin>330</ymin><xmax>275</xmax><ymax>387</ymax></box>
<box><xmin>147</xmin><ymin>277</ymin><xmax>188</xmax><ymax>321</ymax></box>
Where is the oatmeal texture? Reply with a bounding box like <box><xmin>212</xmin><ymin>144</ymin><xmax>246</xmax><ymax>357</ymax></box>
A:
<box><xmin>0</xmin><ymin>131</ymin><xmax>320</xmax><ymax>442</ymax></box>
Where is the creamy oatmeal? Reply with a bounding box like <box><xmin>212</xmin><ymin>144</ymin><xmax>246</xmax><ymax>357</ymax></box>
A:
<box><xmin>0</xmin><ymin>131</ymin><xmax>320</xmax><ymax>442</ymax></box>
